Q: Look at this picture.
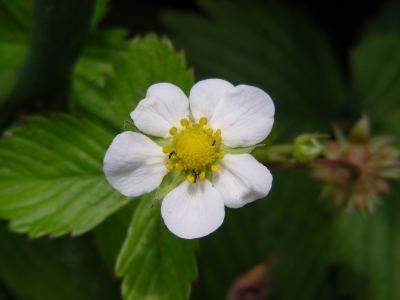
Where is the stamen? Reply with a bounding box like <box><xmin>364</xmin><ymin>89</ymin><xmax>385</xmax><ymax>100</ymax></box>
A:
<box><xmin>171</xmin><ymin>153</ymin><xmax>178</xmax><ymax>160</ymax></box>
<box><xmin>199</xmin><ymin>171</ymin><xmax>206</xmax><ymax>180</ymax></box>
<box><xmin>192</xmin><ymin>123</ymin><xmax>200</xmax><ymax>130</ymax></box>
<box><xmin>206</xmin><ymin>128</ymin><xmax>213</xmax><ymax>136</ymax></box>
<box><xmin>166</xmin><ymin>162</ymin><xmax>174</xmax><ymax>170</ymax></box>
<box><xmin>199</xmin><ymin>117</ymin><xmax>208</xmax><ymax>125</ymax></box>
<box><xmin>187</xmin><ymin>174</ymin><xmax>195</xmax><ymax>183</ymax></box>
<box><xmin>214</xmin><ymin>135</ymin><xmax>221</xmax><ymax>145</ymax></box>
<box><xmin>218</xmin><ymin>151</ymin><xmax>225</xmax><ymax>159</ymax></box>
<box><xmin>169</xmin><ymin>127</ymin><xmax>178</xmax><ymax>136</ymax></box>
<box><xmin>180</xmin><ymin>118</ymin><xmax>189</xmax><ymax>127</ymax></box>
<box><xmin>211</xmin><ymin>164</ymin><xmax>220</xmax><ymax>172</ymax></box>
<box><xmin>176</xmin><ymin>163</ymin><xmax>183</xmax><ymax>171</ymax></box>
<box><xmin>162</xmin><ymin>146</ymin><xmax>169</xmax><ymax>154</ymax></box>
<box><xmin>215</xmin><ymin>129</ymin><xmax>221</xmax><ymax>136</ymax></box>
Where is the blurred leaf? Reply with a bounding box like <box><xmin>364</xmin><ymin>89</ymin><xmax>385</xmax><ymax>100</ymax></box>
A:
<box><xmin>163</xmin><ymin>0</ymin><xmax>346</xmax><ymax>141</ymax></box>
<box><xmin>92</xmin><ymin>0</ymin><xmax>109</xmax><ymax>25</ymax></box>
<box><xmin>0</xmin><ymin>0</ymin><xmax>32</xmax><ymax>105</ymax></box>
<box><xmin>72</xmin><ymin>34</ymin><xmax>194</xmax><ymax>133</ymax></box>
<box><xmin>0</xmin><ymin>223</ymin><xmax>119</xmax><ymax>300</ymax></box>
<box><xmin>351</xmin><ymin>2</ymin><xmax>400</xmax><ymax>120</ymax></box>
<box><xmin>333</xmin><ymin>182</ymin><xmax>400</xmax><ymax>300</ymax></box>
<box><xmin>94</xmin><ymin>200</ymin><xmax>139</xmax><ymax>269</ymax></box>
<box><xmin>190</xmin><ymin>170</ymin><xmax>332</xmax><ymax>300</ymax></box>
<box><xmin>0</xmin><ymin>114</ymin><xmax>131</xmax><ymax>238</ymax></box>
<box><xmin>0</xmin><ymin>0</ymin><xmax>96</xmax><ymax>129</ymax></box>
<box><xmin>116</xmin><ymin>193</ymin><xmax>198</xmax><ymax>300</ymax></box>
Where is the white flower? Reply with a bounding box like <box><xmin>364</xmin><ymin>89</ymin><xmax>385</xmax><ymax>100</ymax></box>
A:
<box><xmin>104</xmin><ymin>79</ymin><xmax>274</xmax><ymax>239</ymax></box>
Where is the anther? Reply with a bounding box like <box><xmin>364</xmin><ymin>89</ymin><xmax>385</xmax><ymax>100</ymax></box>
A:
<box><xmin>180</xmin><ymin>118</ymin><xmax>189</xmax><ymax>127</ymax></box>
<box><xmin>169</xmin><ymin>127</ymin><xmax>178</xmax><ymax>136</ymax></box>
<box><xmin>215</xmin><ymin>129</ymin><xmax>221</xmax><ymax>136</ymax></box>
<box><xmin>199</xmin><ymin>171</ymin><xmax>206</xmax><ymax>180</ymax></box>
<box><xmin>171</xmin><ymin>153</ymin><xmax>178</xmax><ymax>160</ymax></box>
<box><xmin>192</xmin><ymin>123</ymin><xmax>200</xmax><ymax>130</ymax></box>
<box><xmin>166</xmin><ymin>162</ymin><xmax>174</xmax><ymax>170</ymax></box>
<box><xmin>206</xmin><ymin>128</ymin><xmax>213</xmax><ymax>136</ymax></box>
<box><xmin>176</xmin><ymin>163</ymin><xmax>183</xmax><ymax>171</ymax></box>
<box><xmin>199</xmin><ymin>117</ymin><xmax>208</xmax><ymax>125</ymax></box>
<box><xmin>162</xmin><ymin>146</ymin><xmax>169</xmax><ymax>154</ymax></box>
<box><xmin>214</xmin><ymin>135</ymin><xmax>222</xmax><ymax>145</ymax></box>
<box><xmin>211</xmin><ymin>164</ymin><xmax>220</xmax><ymax>172</ymax></box>
<box><xmin>187</xmin><ymin>174</ymin><xmax>195</xmax><ymax>183</ymax></box>
<box><xmin>218</xmin><ymin>151</ymin><xmax>225</xmax><ymax>159</ymax></box>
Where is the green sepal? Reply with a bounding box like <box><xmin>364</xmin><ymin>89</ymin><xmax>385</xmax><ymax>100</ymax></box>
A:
<box><xmin>147</xmin><ymin>135</ymin><xmax>172</xmax><ymax>148</ymax></box>
<box><xmin>154</xmin><ymin>169</ymin><xmax>186</xmax><ymax>201</ymax></box>
<box><xmin>219</xmin><ymin>143</ymin><xmax>265</xmax><ymax>155</ymax></box>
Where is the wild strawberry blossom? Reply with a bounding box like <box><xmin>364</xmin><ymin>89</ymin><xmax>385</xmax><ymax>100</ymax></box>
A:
<box><xmin>104</xmin><ymin>79</ymin><xmax>275</xmax><ymax>239</ymax></box>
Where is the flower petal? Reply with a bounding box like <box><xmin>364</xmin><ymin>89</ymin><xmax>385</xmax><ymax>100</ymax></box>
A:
<box><xmin>213</xmin><ymin>154</ymin><xmax>273</xmax><ymax>208</ymax></box>
<box><xmin>209</xmin><ymin>85</ymin><xmax>275</xmax><ymax>147</ymax></box>
<box><xmin>189</xmin><ymin>78</ymin><xmax>234</xmax><ymax>121</ymax></box>
<box><xmin>130</xmin><ymin>83</ymin><xmax>189</xmax><ymax>138</ymax></box>
<box><xmin>161</xmin><ymin>180</ymin><xmax>225</xmax><ymax>239</ymax></box>
<box><xmin>103</xmin><ymin>132</ymin><xmax>168</xmax><ymax>197</ymax></box>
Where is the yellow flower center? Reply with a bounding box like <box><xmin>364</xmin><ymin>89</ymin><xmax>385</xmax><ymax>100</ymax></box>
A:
<box><xmin>162</xmin><ymin>117</ymin><xmax>224</xmax><ymax>183</ymax></box>
<box><xmin>176</xmin><ymin>132</ymin><xmax>215</xmax><ymax>173</ymax></box>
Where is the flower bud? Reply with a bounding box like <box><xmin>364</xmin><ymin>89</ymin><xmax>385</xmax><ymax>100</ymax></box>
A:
<box><xmin>292</xmin><ymin>134</ymin><xmax>327</xmax><ymax>164</ymax></box>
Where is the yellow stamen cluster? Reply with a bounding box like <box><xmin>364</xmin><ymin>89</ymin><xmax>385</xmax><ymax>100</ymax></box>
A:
<box><xmin>163</xmin><ymin>117</ymin><xmax>224</xmax><ymax>183</ymax></box>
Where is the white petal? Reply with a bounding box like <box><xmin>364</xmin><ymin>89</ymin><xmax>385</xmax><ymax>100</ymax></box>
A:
<box><xmin>130</xmin><ymin>83</ymin><xmax>189</xmax><ymax>138</ymax></box>
<box><xmin>189</xmin><ymin>78</ymin><xmax>234</xmax><ymax>121</ymax></box>
<box><xmin>103</xmin><ymin>132</ymin><xmax>169</xmax><ymax>197</ymax></box>
<box><xmin>161</xmin><ymin>180</ymin><xmax>225</xmax><ymax>239</ymax></box>
<box><xmin>209</xmin><ymin>85</ymin><xmax>275</xmax><ymax>147</ymax></box>
<box><xmin>213</xmin><ymin>154</ymin><xmax>273</xmax><ymax>208</ymax></box>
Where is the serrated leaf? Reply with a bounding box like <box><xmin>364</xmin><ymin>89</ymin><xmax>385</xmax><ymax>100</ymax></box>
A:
<box><xmin>72</xmin><ymin>34</ymin><xmax>194</xmax><ymax>133</ymax></box>
<box><xmin>0</xmin><ymin>223</ymin><xmax>120</xmax><ymax>300</ymax></box>
<box><xmin>116</xmin><ymin>192</ymin><xmax>197</xmax><ymax>300</ymax></box>
<box><xmin>163</xmin><ymin>0</ymin><xmax>345</xmax><ymax>141</ymax></box>
<box><xmin>0</xmin><ymin>114</ymin><xmax>131</xmax><ymax>238</ymax></box>
<box><xmin>351</xmin><ymin>2</ymin><xmax>400</xmax><ymax>120</ymax></box>
<box><xmin>154</xmin><ymin>169</ymin><xmax>186</xmax><ymax>201</ymax></box>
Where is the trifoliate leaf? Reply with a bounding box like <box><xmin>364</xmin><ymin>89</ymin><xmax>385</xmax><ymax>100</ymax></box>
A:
<box><xmin>154</xmin><ymin>169</ymin><xmax>186</xmax><ymax>202</ymax></box>
<box><xmin>0</xmin><ymin>114</ymin><xmax>132</xmax><ymax>238</ymax></box>
<box><xmin>72</xmin><ymin>34</ymin><xmax>194</xmax><ymax>133</ymax></box>
<box><xmin>116</xmin><ymin>192</ymin><xmax>197</xmax><ymax>300</ymax></box>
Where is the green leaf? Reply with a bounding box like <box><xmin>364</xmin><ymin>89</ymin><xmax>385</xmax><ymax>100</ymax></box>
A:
<box><xmin>72</xmin><ymin>34</ymin><xmax>194</xmax><ymax>133</ymax></box>
<box><xmin>116</xmin><ymin>192</ymin><xmax>198</xmax><ymax>300</ymax></box>
<box><xmin>94</xmin><ymin>200</ymin><xmax>139</xmax><ymax>268</ymax></box>
<box><xmin>351</xmin><ymin>2</ymin><xmax>400</xmax><ymax>120</ymax></box>
<box><xmin>154</xmin><ymin>169</ymin><xmax>186</xmax><ymax>202</ymax></box>
<box><xmin>0</xmin><ymin>114</ymin><xmax>131</xmax><ymax>238</ymax></box>
<box><xmin>91</xmin><ymin>0</ymin><xmax>109</xmax><ymax>25</ymax></box>
<box><xmin>333</xmin><ymin>183</ymin><xmax>400</xmax><ymax>300</ymax></box>
<box><xmin>163</xmin><ymin>0</ymin><xmax>346</xmax><ymax>141</ymax></box>
<box><xmin>0</xmin><ymin>223</ymin><xmax>120</xmax><ymax>300</ymax></box>
<box><xmin>0</xmin><ymin>0</ymin><xmax>97</xmax><ymax>129</ymax></box>
<box><xmin>0</xmin><ymin>0</ymin><xmax>32</xmax><ymax>105</ymax></box>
